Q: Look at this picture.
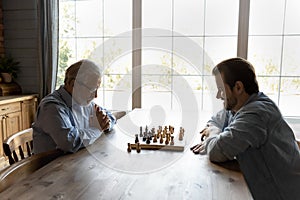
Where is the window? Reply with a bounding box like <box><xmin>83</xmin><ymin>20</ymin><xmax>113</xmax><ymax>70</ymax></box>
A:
<box><xmin>248</xmin><ymin>0</ymin><xmax>300</xmax><ymax>116</ymax></box>
<box><xmin>141</xmin><ymin>0</ymin><xmax>238</xmax><ymax>112</ymax></box>
<box><xmin>58</xmin><ymin>0</ymin><xmax>299</xmax><ymax>116</ymax></box>
<box><xmin>58</xmin><ymin>0</ymin><xmax>132</xmax><ymax>111</ymax></box>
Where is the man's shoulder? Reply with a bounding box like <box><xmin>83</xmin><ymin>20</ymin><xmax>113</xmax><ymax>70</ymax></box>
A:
<box><xmin>240</xmin><ymin>93</ymin><xmax>280</xmax><ymax>119</ymax></box>
<box><xmin>246</xmin><ymin>92</ymin><xmax>276</xmax><ymax>108</ymax></box>
<box><xmin>40</xmin><ymin>91</ymin><xmax>67</xmax><ymax>108</ymax></box>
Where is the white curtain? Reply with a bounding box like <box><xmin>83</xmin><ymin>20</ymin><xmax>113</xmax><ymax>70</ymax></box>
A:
<box><xmin>37</xmin><ymin>0</ymin><xmax>59</xmax><ymax>98</ymax></box>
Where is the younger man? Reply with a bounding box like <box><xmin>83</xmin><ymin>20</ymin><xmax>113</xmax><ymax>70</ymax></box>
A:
<box><xmin>191</xmin><ymin>57</ymin><xmax>300</xmax><ymax>199</ymax></box>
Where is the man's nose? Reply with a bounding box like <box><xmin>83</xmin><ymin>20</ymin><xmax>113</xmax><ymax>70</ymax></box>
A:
<box><xmin>216</xmin><ymin>90</ymin><xmax>222</xmax><ymax>99</ymax></box>
<box><xmin>216</xmin><ymin>90</ymin><xmax>225</xmax><ymax>100</ymax></box>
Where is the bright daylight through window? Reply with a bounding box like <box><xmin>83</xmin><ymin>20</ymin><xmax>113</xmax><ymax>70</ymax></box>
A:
<box><xmin>58</xmin><ymin>0</ymin><xmax>300</xmax><ymax>117</ymax></box>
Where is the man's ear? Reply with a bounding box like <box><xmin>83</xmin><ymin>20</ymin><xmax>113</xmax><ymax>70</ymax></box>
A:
<box><xmin>234</xmin><ymin>81</ymin><xmax>244</xmax><ymax>94</ymax></box>
<box><xmin>64</xmin><ymin>78</ymin><xmax>75</xmax><ymax>94</ymax></box>
<box><xmin>65</xmin><ymin>78</ymin><xmax>75</xmax><ymax>87</ymax></box>
<box><xmin>69</xmin><ymin>79</ymin><xmax>75</xmax><ymax>87</ymax></box>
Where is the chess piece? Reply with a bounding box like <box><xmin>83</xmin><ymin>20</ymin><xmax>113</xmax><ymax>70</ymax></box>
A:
<box><xmin>180</xmin><ymin>127</ymin><xmax>185</xmax><ymax>136</ymax></box>
<box><xmin>148</xmin><ymin>132</ymin><xmax>152</xmax><ymax>140</ymax></box>
<box><xmin>146</xmin><ymin>136</ymin><xmax>151</xmax><ymax>144</ymax></box>
<box><xmin>140</xmin><ymin>126</ymin><xmax>143</xmax><ymax>137</ymax></box>
<box><xmin>151</xmin><ymin>127</ymin><xmax>155</xmax><ymax>135</ymax></box>
<box><xmin>135</xmin><ymin>134</ymin><xmax>139</xmax><ymax>143</ymax></box>
<box><xmin>169</xmin><ymin>125</ymin><xmax>174</xmax><ymax>133</ymax></box>
<box><xmin>164</xmin><ymin>126</ymin><xmax>168</xmax><ymax>133</ymax></box>
<box><xmin>158</xmin><ymin>126</ymin><xmax>162</xmax><ymax>132</ymax></box>
<box><xmin>170</xmin><ymin>136</ymin><xmax>174</xmax><ymax>145</ymax></box>
<box><xmin>160</xmin><ymin>136</ymin><xmax>164</xmax><ymax>144</ymax></box>
<box><xmin>165</xmin><ymin>137</ymin><xmax>169</xmax><ymax>145</ymax></box>
<box><xmin>179</xmin><ymin>131</ymin><xmax>183</xmax><ymax>141</ymax></box>
<box><xmin>167</xmin><ymin>133</ymin><xmax>170</xmax><ymax>140</ymax></box>
<box><xmin>157</xmin><ymin>130</ymin><xmax>161</xmax><ymax>138</ymax></box>
<box><xmin>153</xmin><ymin>134</ymin><xmax>157</xmax><ymax>143</ymax></box>
<box><xmin>136</xmin><ymin>142</ymin><xmax>141</xmax><ymax>153</ymax></box>
<box><xmin>127</xmin><ymin>143</ymin><xmax>132</xmax><ymax>152</ymax></box>
<box><xmin>162</xmin><ymin>129</ymin><xmax>166</xmax><ymax>138</ymax></box>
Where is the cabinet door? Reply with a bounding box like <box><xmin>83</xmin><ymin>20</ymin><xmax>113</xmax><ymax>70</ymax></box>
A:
<box><xmin>5</xmin><ymin>111</ymin><xmax>23</xmax><ymax>138</ymax></box>
<box><xmin>0</xmin><ymin>116</ymin><xmax>6</xmax><ymax>156</ymax></box>
<box><xmin>22</xmin><ymin>98</ymin><xmax>38</xmax><ymax>129</ymax></box>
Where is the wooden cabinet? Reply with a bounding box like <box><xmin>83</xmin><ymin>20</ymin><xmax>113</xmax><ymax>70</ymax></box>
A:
<box><xmin>0</xmin><ymin>94</ymin><xmax>38</xmax><ymax>157</ymax></box>
<box><xmin>21</xmin><ymin>98</ymin><xmax>38</xmax><ymax>129</ymax></box>
<box><xmin>3</xmin><ymin>111</ymin><xmax>23</xmax><ymax>138</ymax></box>
<box><xmin>0</xmin><ymin>116</ymin><xmax>4</xmax><ymax>159</ymax></box>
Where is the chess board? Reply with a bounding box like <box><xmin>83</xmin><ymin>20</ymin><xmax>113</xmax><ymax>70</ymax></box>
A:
<box><xmin>127</xmin><ymin>125</ymin><xmax>185</xmax><ymax>153</ymax></box>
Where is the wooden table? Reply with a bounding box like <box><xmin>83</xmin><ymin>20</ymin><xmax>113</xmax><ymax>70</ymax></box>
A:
<box><xmin>1</xmin><ymin>109</ymin><xmax>253</xmax><ymax>199</ymax></box>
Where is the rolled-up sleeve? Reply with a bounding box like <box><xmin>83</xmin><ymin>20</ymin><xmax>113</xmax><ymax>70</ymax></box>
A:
<box><xmin>35</xmin><ymin>101</ymin><xmax>102</xmax><ymax>153</ymax></box>
<box><xmin>207</xmin><ymin>109</ymin><xmax>228</xmax><ymax>130</ymax></box>
<box><xmin>36</xmin><ymin>102</ymin><xmax>82</xmax><ymax>152</ymax></box>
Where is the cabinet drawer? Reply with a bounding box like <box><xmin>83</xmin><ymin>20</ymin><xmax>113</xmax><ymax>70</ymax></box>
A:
<box><xmin>0</xmin><ymin>102</ymin><xmax>21</xmax><ymax>115</ymax></box>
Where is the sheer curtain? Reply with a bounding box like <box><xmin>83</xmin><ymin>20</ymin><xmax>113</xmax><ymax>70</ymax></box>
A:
<box><xmin>37</xmin><ymin>0</ymin><xmax>59</xmax><ymax>98</ymax></box>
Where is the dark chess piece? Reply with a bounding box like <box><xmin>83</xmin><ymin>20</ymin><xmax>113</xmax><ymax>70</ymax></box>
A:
<box><xmin>127</xmin><ymin>143</ymin><xmax>131</xmax><ymax>153</ymax></box>
<box><xmin>170</xmin><ymin>136</ymin><xmax>174</xmax><ymax>145</ymax></box>
<box><xmin>136</xmin><ymin>142</ymin><xmax>141</xmax><ymax>153</ymax></box>
<box><xmin>146</xmin><ymin>136</ymin><xmax>151</xmax><ymax>144</ymax></box>
<box><xmin>135</xmin><ymin>134</ymin><xmax>139</xmax><ymax>143</ymax></box>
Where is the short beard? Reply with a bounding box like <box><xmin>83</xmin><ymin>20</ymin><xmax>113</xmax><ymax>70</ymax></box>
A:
<box><xmin>225</xmin><ymin>97</ymin><xmax>237</xmax><ymax>111</ymax></box>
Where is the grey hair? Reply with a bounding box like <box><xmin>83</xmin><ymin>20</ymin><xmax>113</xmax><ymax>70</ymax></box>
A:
<box><xmin>64</xmin><ymin>59</ymin><xmax>102</xmax><ymax>84</ymax></box>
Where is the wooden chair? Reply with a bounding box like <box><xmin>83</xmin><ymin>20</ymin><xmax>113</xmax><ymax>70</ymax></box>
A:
<box><xmin>0</xmin><ymin>149</ymin><xmax>63</xmax><ymax>193</ymax></box>
<box><xmin>3</xmin><ymin>128</ymin><xmax>33</xmax><ymax>165</ymax></box>
<box><xmin>297</xmin><ymin>139</ymin><xmax>300</xmax><ymax>148</ymax></box>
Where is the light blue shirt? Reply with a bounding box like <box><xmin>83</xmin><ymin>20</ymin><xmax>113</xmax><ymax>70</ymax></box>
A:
<box><xmin>205</xmin><ymin>92</ymin><xmax>300</xmax><ymax>200</ymax></box>
<box><xmin>32</xmin><ymin>86</ymin><xmax>116</xmax><ymax>154</ymax></box>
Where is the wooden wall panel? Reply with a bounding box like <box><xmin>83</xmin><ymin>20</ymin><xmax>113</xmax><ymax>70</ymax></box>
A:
<box><xmin>0</xmin><ymin>0</ymin><xmax>4</xmax><ymax>57</ymax></box>
<box><xmin>2</xmin><ymin>0</ymin><xmax>39</xmax><ymax>94</ymax></box>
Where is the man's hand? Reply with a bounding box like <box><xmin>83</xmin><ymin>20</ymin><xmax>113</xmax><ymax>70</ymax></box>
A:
<box><xmin>200</xmin><ymin>127</ymin><xmax>209</xmax><ymax>141</ymax></box>
<box><xmin>190</xmin><ymin>142</ymin><xmax>206</xmax><ymax>154</ymax></box>
<box><xmin>190</xmin><ymin>125</ymin><xmax>221</xmax><ymax>154</ymax></box>
<box><xmin>190</xmin><ymin>127</ymin><xmax>209</xmax><ymax>154</ymax></box>
<box><xmin>95</xmin><ymin>105</ymin><xmax>111</xmax><ymax>131</ymax></box>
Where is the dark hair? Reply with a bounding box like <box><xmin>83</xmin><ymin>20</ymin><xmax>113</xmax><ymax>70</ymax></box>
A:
<box><xmin>212</xmin><ymin>57</ymin><xmax>259</xmax><ymax>95</ymax></box>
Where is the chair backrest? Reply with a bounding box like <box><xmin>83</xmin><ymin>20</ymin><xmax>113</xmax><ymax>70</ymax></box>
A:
<box><xmin>0</xmin><ymin>149</ymin><xmax>63</xmax><ymax>193</ymax></box>
<box><xmin>3</xmin><ymin>128</ymin><xmax>33</xmax><ymax>165</ymax></box>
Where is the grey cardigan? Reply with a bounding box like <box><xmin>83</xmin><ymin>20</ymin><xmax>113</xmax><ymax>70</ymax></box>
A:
<box><xmin>205</xmin><ymin>92</ymin><xmax>300</xmax><ymax>200</ymax></box>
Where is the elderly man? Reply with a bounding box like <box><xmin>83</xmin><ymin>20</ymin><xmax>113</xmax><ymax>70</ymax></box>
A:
<box><xmin>33</xmin><ymin>59</ymin><xmax>116</xmax><ymax>154</ymax></box>
<box><xmin>191</xmin><ymin>57</ymin><xmax>300</xmax><ymax>200</ymax></box>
